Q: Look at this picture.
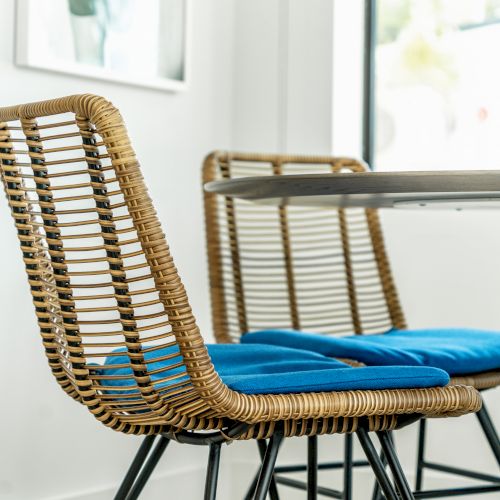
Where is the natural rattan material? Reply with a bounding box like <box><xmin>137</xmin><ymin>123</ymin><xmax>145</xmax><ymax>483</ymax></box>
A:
<box><xmin>202</xmin><ymin>151</ymin><xmax>500</xmax><ymax>392</ymax></box>
<box><xmin>0</xmin><ymin>97</ymin><xmax>480</xmax><ymax>441</ymax></box>
<box><xmin>203</xmin><ymin>152</ymin><xmax>406</xmax><ymax>344</ymax></box>
<box><xmin>450</xmin><ymin>370</ymin><xmax>500</xmax><ymax>391</ymax></box>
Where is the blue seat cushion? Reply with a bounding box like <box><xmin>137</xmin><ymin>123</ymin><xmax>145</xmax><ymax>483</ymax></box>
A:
<box><xmin>241</xmin><ymin>328</ymin><xmax>500</xmax><ymax>376</ymax></box>
<box><xmin>95</xmin><ymin>343</ymin><xmax>449</xmax><ymax>395</ymax></box>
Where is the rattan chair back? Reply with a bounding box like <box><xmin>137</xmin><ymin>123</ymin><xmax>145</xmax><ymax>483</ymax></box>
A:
<box><xmin>0</xmin><ymin>95</ymin><xmax>231</xmax><ymax>435</ymax></box>
<box><xmin>203</xmin><ymin>152</ymin><xmax>406</xmax><ymax>343</ymax></box>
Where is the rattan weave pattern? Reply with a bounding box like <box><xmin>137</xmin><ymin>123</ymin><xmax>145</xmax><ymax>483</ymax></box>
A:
<box><xmin>203</xmin><ymin>151</ymin><xmax>406</xmax><ymax>344</ymax></box>
<box><xmin>0</xmin><ymin>96</ymin><xmax>480</xmax><ymax>439</ymax></box>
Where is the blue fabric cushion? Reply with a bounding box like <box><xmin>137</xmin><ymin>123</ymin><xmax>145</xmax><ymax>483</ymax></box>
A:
<box><xmin>241</xmin><ymin>328</ymin><xmax>500</xmax><ymax>376</ymax></box>
<box><xmin>95</xmin><ymin>343</ymin><xmax>449</xmax><ymax>395</ymax></box>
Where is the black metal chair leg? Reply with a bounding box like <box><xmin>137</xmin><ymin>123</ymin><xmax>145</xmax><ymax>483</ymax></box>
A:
<box><xmin>114</xmin><ymin>435</ymin><xmax>156</xmax><ymax>500</ymax></box>
<box><xmin>476</xmin><ymin>403</ymin><xmax>500</xmax><ymax>467</ymax></box>
<box><xmin>370</xmin><ymin>464</ymin><xmax>384</xmax><ymax>500</ymax></box>
<box><xmin>356</xmin><ymin>428</ymin><xmax>399</xmax><ymax>500</ymax></box>
<box><xmin>257</xmin><ymin>439</ymin><xmax>280</xmax><ymax>500</ymax></box>
<box><xmin>307</xmin><ymin>435</ymin><xmax>318</xmax><ymax>500</ymax></box>
<box><xmin>370</xmin><ymin>431</ymin><xmax>395</xmax><ymax>500</ymax></box>
<box><xmin>370</xmin><ymin>484</ymin><xmax>381</xmax><ymax>500</ymax></box>
<box><xmin>370</xmin><ymin>445</ymin><xmax>386</xmax><ymax>500</ymax></box>
<box><xmin>343</xmin><ymin>433</ymin><xmax>353</xmax><ymax>500</ymax></box>
<box><xmin>253</xmin><ymin>433</ymin><xmax>283</xmax><ymax>500</ymax></box>
<box><xmin>377</xmin><ymin>431</ymin><xmax>415</xmax><ymax>500</ymax></box>
<box><xmin>244</xmin><ymin>469</ymin><xmax>260</xmax><ymax>500</ymax></box>
<box><xmin>244</xmin><ymin>440</ymin><xmax>280</xmax><ymax>500</ymax></box>
<box><xmin>204</xmin><ymin>442</ymin><xmax>222</xmax><ymax>500</ymax></box>
<box><xmin>415</xmin><ymin>418</ymin><xmax>426</xmax><ymax>491</ymax></box>
<box><xmin>126</xmin><ymin>436</ymin><xmax>170</xmax><ymax>500</ymax></box>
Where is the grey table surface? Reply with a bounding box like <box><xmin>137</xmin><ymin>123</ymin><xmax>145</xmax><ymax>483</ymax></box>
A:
<box><xmin>204</xmin><ymin>170</ymin><xmax>500</xmax><ymax>209</ymax></box>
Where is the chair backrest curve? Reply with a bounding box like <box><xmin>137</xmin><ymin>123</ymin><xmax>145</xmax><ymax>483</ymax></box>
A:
<box><xmin>203</xmin><ymin>151</ymin><xmax>407</xmax><ymax>344</ymax></box>
<box><xmin>0</xmin><ymin>94</ymin><xmax>223</xmax><ymax>434</ymax></box>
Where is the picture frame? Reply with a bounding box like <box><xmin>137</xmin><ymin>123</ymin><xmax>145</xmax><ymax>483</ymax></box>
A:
<box><xmin>15</xmin><ymin>0</ymin><xmax>190</xmax><ymax>92</ymax></box>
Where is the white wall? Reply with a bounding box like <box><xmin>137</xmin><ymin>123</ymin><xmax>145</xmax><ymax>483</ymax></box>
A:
<box><xmin>2</xmin><ymin>1</ymin><xmax>500</xmax><ymax>499</ymax></box>
<box><xmin>229</xmin><ymin>0</ymin><xmax>500</xmax><ymax>498</ymax></box>
<box><xmin>0</xmin><ymin>0</ymin><xmax>234</xmax><ymax>498</ymax></box>
<box><xmin>231</xmin><ymin>0</ymin><xmax>336</xmax><ymax>154</ymax></box>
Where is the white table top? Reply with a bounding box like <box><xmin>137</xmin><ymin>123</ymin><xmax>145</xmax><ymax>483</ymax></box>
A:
<box><xmin>204</xmin><ymin>170</ymin><xmax>500</xmax><ymax>209</ymax></box>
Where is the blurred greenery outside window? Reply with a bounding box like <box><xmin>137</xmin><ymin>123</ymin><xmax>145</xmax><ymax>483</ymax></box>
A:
<box><xmin>375</xmin><ymin>0</ymin><xmax>500</xmax><ymax>170</ymax></box>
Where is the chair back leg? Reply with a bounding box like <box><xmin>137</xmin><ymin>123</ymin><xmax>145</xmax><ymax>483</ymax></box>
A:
<box><xmin>204</xmin><ymin>442</ymin><xmax>222</xmax><ymax>500</ymax></box>
<box><xmin>476</xmin><ymin>403</ymin><xmax>500</xmax><ymax>466</ymax></box>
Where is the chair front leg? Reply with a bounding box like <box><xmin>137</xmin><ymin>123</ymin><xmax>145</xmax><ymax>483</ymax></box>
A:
<box><xmin>258</xmin><ymin>440</ymin><xmax>281</xmax><ymax>500</ymax></box>
<box><xmin>307</xmin><ymin>435</ymin><xmax>318</xmax><ymax>500</ymax></box>
<box><xmin>356</xmin><ymin>427</ymin><xmax>399</xmax><ymax>500</ymax></box>
<box><xmin>125</xmin><ymin>436</ymin><xmax>170</xmax><ymax>500</ymax></box>
<box><xmin>244</xmin><ymin>439</ymin><xmax>280</xmax><ymax>500</ymax></box>
<box><xmin>244</xmin><ymin>466</ymin><xmax>260</xmax><ymax>500</ymax></box>
<box><xmin>415</xmin><ymin>418</ymin><xmax>427</xmax><ymax>491</ymax></box>
<box><xmin>343</xmin><ymin>433</ymin><xmax>353</xmax><ymax>500</ymax></box>
<box><xmin>114</xmin><ymin>435</ymin><xmax>156</xmax><ymax>500</ymax></box>
<box><xmin>377</xmin><ymin>431</ymin><xmax>415</xmax><ymax>500</ymax></box>
<box><xmin>253</xmin><ymin>433</ymin><xmax>284</xmax><ymax>500</ymax></box>
<box><xmin>370</xmin><ymin>451</ymin><xmax>386</xmax><ymax>500</ymax></box>
<box><xmin>476</xmin><ymin>403</ymin><xmax>500</xmax><ymax>467</ymax></box>
<box><xmin>204</xmin><ymin>442</ymin><xmax>222</xmax><ymax>500</ymax></box>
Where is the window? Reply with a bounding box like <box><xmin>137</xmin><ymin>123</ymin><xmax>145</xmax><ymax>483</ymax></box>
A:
<box><xmin>371</xmin><ymin>0</ymin><xmax>500</xmax><ymax>170</ymax></box>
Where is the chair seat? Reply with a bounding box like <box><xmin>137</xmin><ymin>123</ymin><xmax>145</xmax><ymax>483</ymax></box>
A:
<box><xmin>241</xmin><ymin>328</ymin><xmax>500</xmax><ymax>376</ymax></box>
<box><xmin>97</xmin><ymin>343</ymin><xmax>449</xmax><ymax>395</ymax></box>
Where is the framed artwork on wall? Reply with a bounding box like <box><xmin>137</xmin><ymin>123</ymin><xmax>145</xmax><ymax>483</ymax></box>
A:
<box><xmin>16</xmin><ymin>0</ymin><xmax>190</xmax><ymax>92</ymax></box>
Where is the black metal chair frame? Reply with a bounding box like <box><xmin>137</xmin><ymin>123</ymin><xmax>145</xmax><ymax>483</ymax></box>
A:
<box><xmin>113</xmin><ymin>420</ymin><xmax>421</xmax><ymax>500</ymax></box>
<box><xmin>411</xmin><ymin>399</ymin><xmax>500</xmax><ymax>498</ymax></box>
<box><xmin>245</xmin><ymin>398</ymin><xmax>500</xmax><ymax>500</ymax></box>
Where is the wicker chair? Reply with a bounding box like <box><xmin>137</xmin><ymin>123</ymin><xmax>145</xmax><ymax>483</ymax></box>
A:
<box><xmin>202</xmin><ymin>151</ymin><xmax>500</xmax><ymax>499</ymax></box>
<box><xmin>0</xmin><ymin>96</ymin><xmax>480</xmax><ymax>500</ymax></box>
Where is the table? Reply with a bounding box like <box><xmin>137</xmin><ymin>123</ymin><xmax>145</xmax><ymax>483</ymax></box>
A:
<box><xmin>204</xmin><ymin>170</ymin><xmax>500</xmax><ymax>209</ymax></box>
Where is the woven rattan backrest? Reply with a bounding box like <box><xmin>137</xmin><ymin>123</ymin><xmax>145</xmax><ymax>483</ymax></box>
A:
<box><xmin>0</xmin><ymin>95</ymin><xmax>225</xmax><ymax>434</ymax></box>
<box><xmin>203</xmin><ymin>152</ymin><xmax>406</xmax><ymax>343</ymax></box>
